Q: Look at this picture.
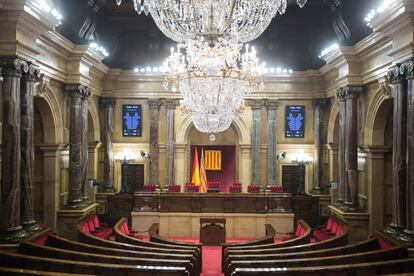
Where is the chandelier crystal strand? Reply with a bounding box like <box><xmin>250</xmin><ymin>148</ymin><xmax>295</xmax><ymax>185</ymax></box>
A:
<box><xmin>164</xmin><ymin>40</ymin><xmax>265</xmax><ymax>134</ymax></box>
<box><xmin>115</xmin><ymin>1</ymin><xmax>307</xmax><ymax>40</ymax></box>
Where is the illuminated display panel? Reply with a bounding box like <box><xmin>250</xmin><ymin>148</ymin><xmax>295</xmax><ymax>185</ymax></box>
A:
<box><xmin>122</xmin><ymin>104</ymin><xmax>142</xmax><ymax>137</ymax></box>
<box><xmin>285</xmin><ymin>105</ymin><xmax>305</xmax><ymax>138</ymax></box>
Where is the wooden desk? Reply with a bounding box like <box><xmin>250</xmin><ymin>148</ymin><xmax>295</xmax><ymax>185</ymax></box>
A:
<box><xmin>200</xmin><ymin>218</ymin><xmax>226</xmax><ymax>245</ymax></box>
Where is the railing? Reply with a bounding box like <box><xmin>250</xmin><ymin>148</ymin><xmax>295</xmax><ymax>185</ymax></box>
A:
<box><xmin>134</xmin><ymin>192</ymin><xmax>293</xmax><ymax>213</ymax></box>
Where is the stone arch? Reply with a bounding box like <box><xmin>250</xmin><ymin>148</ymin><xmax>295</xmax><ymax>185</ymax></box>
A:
<box><xmin>365</xmin><ymin>91</ymin><xmax>393</xmax><ymax>146</ymax></box>
<box><xmin>327</xmin><ymin>100</ymin><xmax>339</xmax><ymax>144</ymax></box>
<box><xmin>176</xmin><ymin>114</ymin><xmax>251</xmax><ymax>145</ymax></box>
<box><xmin>34</xmin><ymin>84</ymin><xmax>63</xmax><ymax>144</ymax></box>
<box><xmin>363</xmin><ymin>86</ymin><xmax>394</xmax><ymax>233</ymax></box>
<box><xmin>33</xmin><ymin>83</ymin><xmax>64</xmax><ymax>230</ymax></box>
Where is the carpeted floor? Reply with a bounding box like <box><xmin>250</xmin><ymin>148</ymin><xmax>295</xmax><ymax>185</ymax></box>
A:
<box><xmin>169</xmin><ymin>237</ymin><xmax>254</xmax><ymax>276</ymax></box>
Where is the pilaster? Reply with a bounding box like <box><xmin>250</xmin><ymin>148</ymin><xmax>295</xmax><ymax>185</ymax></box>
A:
<box><xmin>251</xmin><ymin>100</ymin><xmax>262</xmax><ymax>185</ymax></box>
<box><xmin>100</xmin><ymin>97</ymin><xmax>116</xmax><ymax>192</ymax></box>
<box><xmin>165</xmin><ymin>99</ymin><xmax>178</xmax><ymax>186</ymax></box>
<box><xmin>148</xmin><ymin>98</ymin><xmax>161</xmax><ymax>186</ymax></box>
<box><xmin>266</xmin><ymin>100</ymin><xmax>278</xmax><ymax>186</ymax></box>
<box><xmin>312</xmin><ymin>99</ymin><xmax>327</xmax><ymax>194</ymax></box>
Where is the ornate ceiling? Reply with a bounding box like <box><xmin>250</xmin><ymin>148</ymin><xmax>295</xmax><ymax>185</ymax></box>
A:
<box><xmin>56</xmin><ymin>0</ymin><xmax>375</xmax><ymax>71</ymax></box>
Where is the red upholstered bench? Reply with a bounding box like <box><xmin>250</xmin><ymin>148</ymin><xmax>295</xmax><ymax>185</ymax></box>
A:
<box><xmin>80</xmin><ymin>215</ymin><xmax>112</xmax><ymax>239</ymax></box>
<box><xmin>313</xmin><ymin>217</ymin><xmax>345</xmax><ymax>241</ymax></box>
<box><xmin>118</xmin><ymin>221</ymin><xmax>144</xmax><ymax>239</ymax></box>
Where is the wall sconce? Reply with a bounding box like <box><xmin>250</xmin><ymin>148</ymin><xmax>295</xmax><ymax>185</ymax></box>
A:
<box><xmin>291</xmin><ymin>149</ymin><xmax>313</xmax><ymax>195</ymax></box>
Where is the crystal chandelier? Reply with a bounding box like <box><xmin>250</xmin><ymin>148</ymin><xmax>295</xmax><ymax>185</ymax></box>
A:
<box><xmin>116</xmin><ymin>0</ymin><xmax>308</xmax><ymax>43</ymax></box>
<box><xmin>163</xmin><ymin>39</ymin><xmax>265</xmax><ymax>134</ymax></box>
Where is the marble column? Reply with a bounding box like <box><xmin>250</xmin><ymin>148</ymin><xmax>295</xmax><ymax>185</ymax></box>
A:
<box><xmin>336</xmin><ymin>89</ymin><xmax>347</xmax><ymax>206</ymax></box>
<box><xmin>266</xmin><ymin>101</ymin><xmax>278</xmax><ymax>186</ymax></box>
<box><xmin>400</xmin><ymin>58</ymin><xmax>414</xmax><ymax>244</ymax></box>
<box><xmin>344</xmin><ymin>86</ymin><xmax>362</xmax><ymax>211</ymax></box>
<box><xmin>384</xmin><ymin>65</ymin><xmax>407</xmax><ymax>237</ymax></box>
<box><xmin>251</xmin><ymin>101</ymin><xmax>262</xmax><ymax>185</ymax></box>
<box><xmin>148</xmin><ymin>99</ymin><xmax>161</xmax><ymax>186</ymax></box>
<box><xmin>20</xmin><ymin>63</ymin><xmax>41</xmax><ymax>232</ymax></box>
<box><xmin>0</xmin><ymin>58</ymin><xmax>29</xmax><ymax>241</ymax></box>
<box><xmin>66</xmin><ymin>85</ymin><xmax>88</xmax><ymax>209</ymax></box>
<box><xmin>165</xmin><ymin>100</ymin><xmax>177</xmax><ymax>186</ymax></box>
<box><xmin>81</xmin><ymin>89</ymin><xmax>91</xmax><ymax>204</ymax></box>
<box><xmin>312</xmin><ymin>99</ymin><xmax>327</xmax><ymax>194</ymax></box>
<box><xmin>101</xmin><ymin>97</ymin><xmax>116</xmax><ymax>192</ymax></box>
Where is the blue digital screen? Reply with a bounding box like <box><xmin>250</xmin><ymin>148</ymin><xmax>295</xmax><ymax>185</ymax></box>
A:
<box><xmin>285</xmin><ymin>105</ymin><xmax>305</xmax><ymax>138</ymax></box>
<box><xmin>123</xmin><ymin>104</ymin><xmax>142</xmax><ymax>137</ymax></box>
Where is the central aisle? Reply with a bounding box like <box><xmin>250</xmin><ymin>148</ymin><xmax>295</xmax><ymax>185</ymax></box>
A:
<box><xmin>201</xmin><ymin>246</ymin><xmax>223</xmax><ymax>276</ymax></box>
<box><xmin>170</xmin><ymin>237</ymin><xmax>254</xmax><ymax>276</ymax></box>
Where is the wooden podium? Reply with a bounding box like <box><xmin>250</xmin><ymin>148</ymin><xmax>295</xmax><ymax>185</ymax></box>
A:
<box><xmin>200</xmin><ymin>218</ymin><xmax>226</xmax><ymax>245</ymax></box>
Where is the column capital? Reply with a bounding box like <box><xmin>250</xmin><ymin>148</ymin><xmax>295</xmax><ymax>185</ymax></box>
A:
<box><xmin>22</xmin><ymin>63</ymin><xmax>41</xmax><ymax>82</ymax></box>
<box><xmin>101</xmin><ymin>97</ymin><xmax>116</xmax><ymax>107</ymax></box>
<box><xmin>401</xmin><ymin>58</ymin><xmax>414</xmax><ymax>80</ymax></box>
<box><xmin>148</xmin><ymin>98</ymin><xmax>162</xmax><ymax>110</ymax></box>
<box><xmin>312</xmin><ymin>98</ymin><xmax>329</xmax><ymax>108</ymax></box>
<box><xmin>164</xmin><ymin>99</ymin><xmax>179</xmax><ymax>109</ymax></box>
<box><xmin>336</xmin><ymin>85</ymin><xmax>363</xmax><ymax>99</ymax></box>
<box><xmin>65</xmin><ymin>84</ymin><xmax>89</xmax><ymax>98</ymax></box>
<box><xmin>248</xmin><ymin>99</ymin><xmax>264</xmax><ymax>109</ymax></box>
<box><xmin>265</xmin><ymin>100</ymin><xmax>278</xmax><ymax>110</ymax></box>
<box><xmin>0</xmin><ymin>57</ymin><xmax>29</xmax><ymax>76</ymax></box>
<box><xmin>387</xmin><ymin>64</ymin><xmax>405</xmax><ymax>83</ymax></box>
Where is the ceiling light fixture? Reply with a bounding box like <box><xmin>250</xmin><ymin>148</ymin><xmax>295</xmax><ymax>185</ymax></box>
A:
<box><xmin>163</xmin><ymin>40</ymin><xmax>265</xmax><ymax>134</ymax></box>
<box><xmin>116</xmin><ymin>0</ymin><xmax>308</xmax><ymax>43</ymax></box>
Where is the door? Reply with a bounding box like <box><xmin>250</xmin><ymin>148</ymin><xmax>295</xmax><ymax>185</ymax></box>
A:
<box><xmin>126</xmin><ymin>164</ymin><xmax>144</xmax><ymax>194</ymax></box>
<box><xmin>282</xmin><ymin>165</ymin><xmax>304</xmax><ymax>193</ymax></box>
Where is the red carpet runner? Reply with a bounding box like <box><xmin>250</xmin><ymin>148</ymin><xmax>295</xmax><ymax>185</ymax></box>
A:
<box><xmin>171</xmin><ymin>237</ymin><xmax>254</xmax><ymax>276</ymax></box>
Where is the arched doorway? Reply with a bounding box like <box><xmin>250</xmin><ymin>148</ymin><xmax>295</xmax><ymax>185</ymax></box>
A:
<box><xmin>188</xmin><ymin>125</ymin><xmax>239</xmax><ymax>192</ymax></box>
<box><xmin>175</xmin><ymin>115</ymin><xmax>251</xmax><ymax>191</ymax></box>
<box><xmin>327</xmin><ymin>101</ymin><xmax>340</xmax><ymax>183</ymax></box>
<box><xmin>33</xmin><ymin>95</ymin><xmax>62</xmax><ymax>229</ymax></box>
<box><xmin>365</xmin><ymin>95</ymin><xmax>394</xmax><ymax>232</ymax></box>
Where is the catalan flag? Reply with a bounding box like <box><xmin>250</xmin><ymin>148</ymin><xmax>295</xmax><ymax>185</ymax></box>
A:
<box><xmin>199</xmin><ymin>148</ymin><xmax>208</xmax><ymax>193</ymax></box>
<box><xmin>205</xmin><ymin>150</ymin><xmax>221</xmax><ymax>170</ymax></box>
<box><xmin>191</xmin><ymin>147</ymin><xmax>200</xmax><ymax>186</ymax></box>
